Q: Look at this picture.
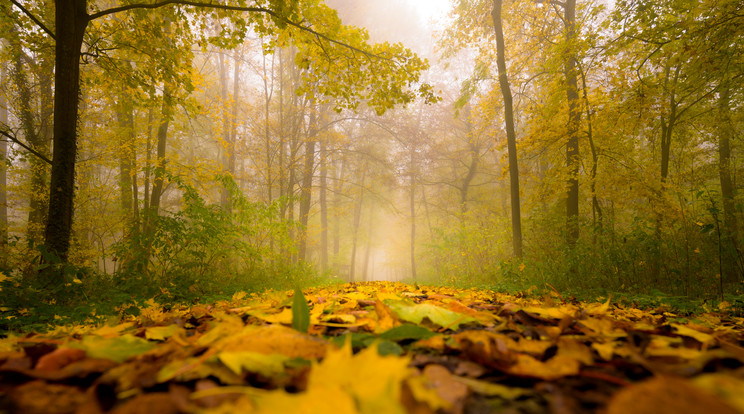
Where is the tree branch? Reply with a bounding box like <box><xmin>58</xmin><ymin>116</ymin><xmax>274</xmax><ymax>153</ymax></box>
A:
<box><xmin>8</xmin><ymin>0</ymin><xmax>55</xmax><ymax>40</ymax></box>
<box><xmin>88</xmin><ymin>0</ymin><xmax>393</xmax><ymax>63</ymax></box>
<box><xmin>0</xmin><ymin>128</ymin><xmax>52</xmax><ymax>165</ymax></box>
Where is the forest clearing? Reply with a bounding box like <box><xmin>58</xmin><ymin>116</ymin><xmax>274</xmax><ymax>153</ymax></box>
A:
<box><xmin>1</xmin><ymin>0</ymin><xmax>744</xmax><ymax>411</ymax></box>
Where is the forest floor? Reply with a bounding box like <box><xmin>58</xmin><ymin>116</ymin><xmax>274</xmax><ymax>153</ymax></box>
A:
<box><xmin>1</xmin><ymin>281</ymin><xmax>743</xmax><ymax>414</ymax></box>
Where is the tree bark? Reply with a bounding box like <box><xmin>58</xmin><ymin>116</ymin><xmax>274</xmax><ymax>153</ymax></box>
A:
<box><xmin>563</xmin><ymin>0</ymin><xmax>580</xmax><ymax>247</ymax></box>
<box><xmin>116</xmin><ymin>95</ymin><xmax>134</xmax><ymax>216</ymax></box>
<box><xmin>0</xmin><ymin>69</ymin><xmax>8</xmax><ymax>260</ymax></box>
<box><xmin>44</xmin><ymin>0</ymin><xmax>88</xmax><ymax>267</ymax></box>
<box><xmin>491</xmin><ymin>0</ymin><xmax>523</xmax><ymax>257</ymax></box>
<box><xmin>579</xmin><ymin>67</ymin><xmax>602</xmax><ymax>239</ymax></box>
<box><xmin>148</xmin><ymin>83</ymin><xmax>173</xmax><ymax>222</ymax></box>
<box><xmin>9</xmin><ymin>34</ymin><xmax>50</xmax><ymax>247</ymax></box>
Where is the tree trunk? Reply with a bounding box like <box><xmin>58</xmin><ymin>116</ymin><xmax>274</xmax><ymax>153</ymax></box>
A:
<box><xmin>491</xmin><ymin>0</ymin><xmax>522</xmax><ymax>257</ymax></box>
<box><xmin>717</xmin><ymin>84</ymin><xmax>740</xmax><ymax>283</ymax></box>
<box><xmin>333</xmin><ymin>154</ymin><xmax>345</xmax><ymax>261</ymax></box>
<box><xmin>563</xmin><ymin>0</ymin><xmax>580</xmax><ymax>247</ymax></box>
<box><xmin>319</xmin><ymin>136</ymin><xmax>329</xmax><ymax>272</ymax></box>
<box><xmin>44</xmin><ymin>0</ymin><xmax>88</xmax><ymax>269</ymax></box>
<box><xmin>263</xmin><ymin>52</ymin><xmax>274</xmax><ymax>202</ymax></box>
<box><xmin>349</xmin><ymin>166</ymin><xmax>366</xmax><ymax>282</ymax></box>
<box><xmin>218</xmin><ymin>51</ymin><xmax>232</xmax><ymax>212</ymax></box>
<box><xmin>116</xmin><ymin>95</ymin><xmax>134</xmax><ymax>216</ymax></box>
<box><xmin>579</xmin><ymin>67</ymin><xmax>602</xmax><ymax>239</ymax></box>
<box><xmin>362</xmin><ymin>206</ymin><xmax>374</xmax><ymax>281</ymax></box>
<box><xmin>409</xmin><ymin>146</ymin><xmax>417</xmax><ymax>281</ymax></box>
<box><xmin>148</xmin><ymin>84</ymin><xmax>173</xmax><ymax>223</ymax></box>
<box><xmin>10</xmin><ymin>37</ymin><xmax>50</xmax><ymax>247</ymax></box>
<box><xmin>298</xmin><ymin>109</ymin><xmax>317</xmax><ymax>262</ymax></box>
<box><xmin>0</xmin><ymin>70</ymin><xmax>8</xmax><ymax>261</ymax></box>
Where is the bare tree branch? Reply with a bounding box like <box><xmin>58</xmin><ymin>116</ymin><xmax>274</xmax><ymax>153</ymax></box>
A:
<box><xmin>0</xmin><ymin>128</ymin><xmax>52</xmax><ymax>165</ymax></box>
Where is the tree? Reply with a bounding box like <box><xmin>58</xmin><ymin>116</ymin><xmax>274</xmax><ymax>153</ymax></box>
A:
<box><xmin>491</xmin><ymin>0</ymin><xmax>522</xmax><ymax>257</ymax></box>
<box><xmin>10</xmin><ymin>0</ymin><xmax>435</xmax><ymax>287</ymax></box>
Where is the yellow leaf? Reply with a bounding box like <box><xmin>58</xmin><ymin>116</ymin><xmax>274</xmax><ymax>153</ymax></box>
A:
<box><xmin>310</xmin><ymin>341</ymin><xmax>412</xmax><ymax>414</ymax></box>
<box><xmin>671</xmin><ymin>323</ymin><xmax>715</xmax><ymax>346</ymax></box>
<box><xmin>508</xmin><ymin>354</ymin><xmax>581</xmax><ymax>380</ymax></box>
<box><xmin>692</xmin><ymin>373</ymin><xmax>744</xmax><ymax>413</ymax></box>
<box><xmin>94</xmin><ymin>322</ymin><xmax>136</xmax><ymax>337</ymax></box>
<box><xmin>145</xmin><ymin>325</ymin><xmax>183</xmax><ymax>341</ymax></box>
<box><xmin>217</xmin><ymin>325</ymin><xmax>328</xmax><ymax>360</ymax></box>
<box><xmin>217</xmin><ymin>351</ymin><xmax>288</xmax><ymax>377</ymax></box>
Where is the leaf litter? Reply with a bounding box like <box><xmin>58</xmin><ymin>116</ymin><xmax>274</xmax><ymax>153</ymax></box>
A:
<box><xmin>1</xmin><ymin>281</ymin><xmax>743</xmax><ymax>413</ymax></box>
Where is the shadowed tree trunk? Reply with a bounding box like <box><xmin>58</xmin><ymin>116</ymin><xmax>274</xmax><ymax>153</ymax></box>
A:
<box><xmin>491</xmin><ymin>0</ymin><xmax>522</xmax><ymax>257</ymax></box>
<box><xmin>43</xmin><ymin>0</ymin><xmax>88</xmax><ymax>272</ymax></box>
<box><xmin>0</xmin><ymin>69</ymin><xmax>8</xmax><ymax>262</ymax></box>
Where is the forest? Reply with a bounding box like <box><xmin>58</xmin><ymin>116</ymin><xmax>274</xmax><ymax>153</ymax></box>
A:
<box><xmin>0</xmin><ymin>0</ymin><xmax>743</xmax><ymax>412</ymax></box>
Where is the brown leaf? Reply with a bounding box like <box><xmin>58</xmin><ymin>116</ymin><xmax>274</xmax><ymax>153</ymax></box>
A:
<box><xmin>109</xmin><ymin>393</ymin><xmax>180</xmax><ymax>414</ymax></box>
<box><xmin>422</xmin><ymin>364</ymin><xmax>469</xmax><ymax>414</ymax></box>
<box><xmin>607</xmin><ymin>376</ymin><xmax>740</xmax><ymax>414</ymax></box>
<box><xmin>35</xmin><ymin>348</ymin><xmax>86</xmax><ymax>371</ymax></box>
<box><xmin>10</xmin><ymin>380</ymin><xmax>86</xmax><ymax>414</ymax></box>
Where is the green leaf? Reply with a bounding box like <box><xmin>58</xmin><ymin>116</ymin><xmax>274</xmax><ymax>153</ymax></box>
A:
<box><xmin>292</xmin><ymin>286</ymin><xmax>310</xmax><ymax>333</ymax></box>
<box><xmin>67</xmin><ymin>334</ymin><xmax>156</xmax><ymax>363</ymax></box>
<box><xmin>376</xmin><ymin>340</ymin><xmax>404</xmax><ymax>356</ymax></box>
<box><xmin>384</xmin><ymin>299</ymin><xmax>478</xmax><ymax>330</ymax></box>
<box><xmin>330</xmin><ymin>332</ymin><xmax>376</xmax><ymax>349</ymax></box>
<box><xmin>379</xmin><ymin>324</ymin><xmax>436</xmax><ymax>342</ymax></box>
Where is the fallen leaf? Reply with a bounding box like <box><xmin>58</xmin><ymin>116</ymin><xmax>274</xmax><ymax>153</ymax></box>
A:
<box><xmin>384</xmin><ymin>299</ymin><xmax>477</xmax><ymax>330</ymax></box>
<box><xmin>66</xmin><ymin>335</ymin><xmax>155</xmax><ymax>363</ymax></box>
<box><xmin>606</xmin><ymin>376</ymin><xmax>739</xmax><ymax>414</ymax></box>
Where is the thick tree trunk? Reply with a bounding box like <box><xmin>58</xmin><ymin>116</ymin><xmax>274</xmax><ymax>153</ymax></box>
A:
<box><xmin>563</xmin><ymin>0</ymin><xmax>580</xmax><ymax>247</ymax></box>
<box><xmin>491</xmin><ymin>0</ymin><xmax>523</xmax><ymax>257</ymax></box>
<box><xmin>44</xmin><ymin>0</ymin><xmax>88</xmax><ymax>268</ymax></box>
